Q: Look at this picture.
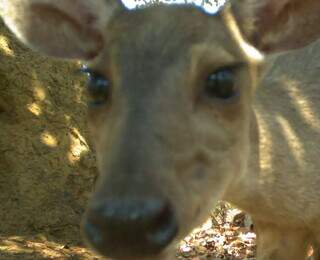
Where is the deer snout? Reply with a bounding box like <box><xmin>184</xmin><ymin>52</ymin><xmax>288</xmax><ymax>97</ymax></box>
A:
<box><xmin>83</xmin><ymin>196</ymin><xmax>178</xmax><ymax>258</ymax></box>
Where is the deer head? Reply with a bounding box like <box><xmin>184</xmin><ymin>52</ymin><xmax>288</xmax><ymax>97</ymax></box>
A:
<box><xmin>1</xmin><ymin>0</ymin><xmax>319</xmax><ymax>259</ymax></box>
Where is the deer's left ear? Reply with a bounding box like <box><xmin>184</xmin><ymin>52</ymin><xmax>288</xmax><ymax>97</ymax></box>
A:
<box><xmin>231</xmin><ymin>0</ymin><xmax>320</xmax><ymax>53</ymax></box>
<box><xmin>0</xmin><ymin>0</ymin><xmax>121</xmax><ymax>60</ymax></box>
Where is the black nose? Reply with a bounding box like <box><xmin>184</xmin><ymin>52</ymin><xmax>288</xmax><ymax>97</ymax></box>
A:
<box><xmin>83</xmin><ymin>197</ymin><xmax>178</xmax><ymax>258</ymax></box>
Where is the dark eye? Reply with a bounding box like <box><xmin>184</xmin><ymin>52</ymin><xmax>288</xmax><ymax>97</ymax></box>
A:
<box><xmin>81</xmin><ymin>65</ymin><xmax>110</xmax><ymax>107</ymax></box>
<box><xmin>205</xmin><ymin>67</ymin><xmax>237</xmax><ymax>100</ymax></box>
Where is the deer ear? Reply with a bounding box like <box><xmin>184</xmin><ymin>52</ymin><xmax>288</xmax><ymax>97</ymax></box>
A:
<box><xmin>232</xmin><ymin>0</ymin><xmax>320</xmax><ymax>53</ymax></box>
<box><xmin>0</xmin><ymin>0</ymin><xmax>120</xmax><ymax>60</ymax></box>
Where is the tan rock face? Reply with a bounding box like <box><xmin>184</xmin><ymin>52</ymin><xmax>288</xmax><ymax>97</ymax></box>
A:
<box><xmin>0</xmin><ymin>19</ymin><xmax>99</xmax><ymax>258</ymax></box>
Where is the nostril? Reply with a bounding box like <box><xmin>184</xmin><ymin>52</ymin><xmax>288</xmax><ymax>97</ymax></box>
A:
<box><xmin>147</xmin><ymin>202</ymin><xmax>178</xmax><ymax>247</ymax></box>
<box><xmin>83</xmin><ymin>197</ymin><xmax>178</xmax><ymax>258</ymax></box>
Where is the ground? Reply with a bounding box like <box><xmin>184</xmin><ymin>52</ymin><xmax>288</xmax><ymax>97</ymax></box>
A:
<box><xmin>0</xmin><ymin>17</ymin><xmax>319</xmax><ymax>259</ymax></box>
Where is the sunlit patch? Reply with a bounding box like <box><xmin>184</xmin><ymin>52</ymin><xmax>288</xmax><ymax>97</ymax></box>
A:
<box><xmin>179</xmin><ymin>206</ymin><xmax>256</xmax><ymax>258</ymax></box>
<box><xmin>221</xmin><ymin>8</ymin><xmax>264</xmax><ymax>63</ymax></box>
<box><xmin>27</xmin><ymin>103</ymin><xmax>42</xmax><ymax>116</ymax></box>
<box><xmin>68</xmin><ymin>127</ymin><xmax>89</xmax><ymax>164</ymax></box>
<box><xmin>240</xmin><ymin>41</ymin><xmax>264</xmax><ymax>62</ymax></box>
<box><xmin>277</xmin><ymin>116</ymin><xmax>305</xmax><ymax>167</ymax></box>
<box><xmin>0</xmin><ymin>236</ymin><xmax>34</xmax><ymax>255</ymax></box>
<box><xmin>0</xmin><ymin>35</ymin><xmax>14</xmax><ymax>56</ymax></box>
<box><xmin>40</xmin><ymin>131</ymin><xmax>58</xmax><ymax>148</ymax></box>
<box><xmin>33</xmin><ymin>86</ymin><xmax>46</xmax><ymax>101</ymax></box>
<box><xmin>285</xmin><ymin>78</ymin><xmax>320</xmax><ymax>132</ymax></box>
<box><xmin>122</xmin><ymin>0</ymin><xmax>226</xmax><ymax>14</ymax></box>
<box><xmin>255</xmin><ymin>110</ymin><xmax>273</xmax><ymax>174</ymax></box>
<box><xmin>0</xmin><ymin>235</ymin><xmax>98</xmax><ymax>259</ymax></box>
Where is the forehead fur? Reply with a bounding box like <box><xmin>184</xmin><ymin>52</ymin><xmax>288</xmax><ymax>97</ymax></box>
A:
<box><xmin>105</xmin><ymin>5</ymin><xmax>227</xmax><ymax>57</ymax></box>
<box><xmin>94</xmin><ymin>4</ymin><xmax>242</xmax><ymax>83</ymax></box>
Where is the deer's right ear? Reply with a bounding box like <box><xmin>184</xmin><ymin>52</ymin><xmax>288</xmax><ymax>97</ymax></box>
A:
<box><xmin>0</xmin><ymin>0</ymin><xmax>120</xmax><ymax>60</ymax></box>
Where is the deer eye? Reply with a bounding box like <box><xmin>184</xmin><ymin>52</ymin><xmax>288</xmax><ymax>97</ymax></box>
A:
<box><xmin>81</xmin><ymin>65</ymin><xmax>110</xmax><ymax>107</ymax></box>
<box><xmin>205</xmin><ymin>67</ymin><xmax>237</xmax><ymax>100</ymax></box>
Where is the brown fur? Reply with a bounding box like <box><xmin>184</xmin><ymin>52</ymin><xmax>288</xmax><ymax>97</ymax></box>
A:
<box><xmin>225</xmin><ymin>38</ymin><xmax>320</xmax><ymax>259</ymax></box>
<box><xmin>232</xmin><ymin>0</ymin><xmax>320</xmax><ymax>52</ymax></box>
<box><xmin>1</xmin><ymin>0</ymin><xmax>320</xmax><ymax>259</ymax></box>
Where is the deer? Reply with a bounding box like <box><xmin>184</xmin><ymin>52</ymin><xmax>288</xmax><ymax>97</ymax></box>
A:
<box><xmin>1</xmin><ymin>0</ymin><xmax>320</xmax><ymax>259</ymax></box>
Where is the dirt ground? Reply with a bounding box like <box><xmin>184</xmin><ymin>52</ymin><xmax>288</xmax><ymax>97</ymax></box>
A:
<box><xmin>0</xmin><ymin>16</ymin><xmax>320</xmax><ymax>259</ymax></box>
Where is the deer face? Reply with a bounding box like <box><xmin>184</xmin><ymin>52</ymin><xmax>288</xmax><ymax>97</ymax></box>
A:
<box><xmin>81</xmin><ymin>6</ymin><xmax>259</xmax><ymax>258</ymax></box>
